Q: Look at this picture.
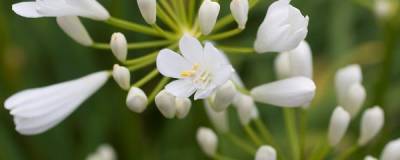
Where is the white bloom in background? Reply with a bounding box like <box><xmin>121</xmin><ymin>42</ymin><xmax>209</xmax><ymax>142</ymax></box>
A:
<box><xmin>157</xmin><ymin>35</ymin><xmax>233</xmax><ymax>100</ymax></box>
<box><xmin>210</xmin><ymin>81</ymin><xmax>237</xmax><ymax>112</ymax></box>
<box><xmin>328</xmin><ymin>107</ymin><xmax>351</xmax><ymax>146</ymax></box>
<box><xmin>196</xmin><ymin>127</ymin><xmax>218</xmax><ymax>157</ymax></box>
<box><xmin>137</xmin><ymin>0</ymin><xmax>157</xmax><ymax>24</ymax></box>
<box><xmin>4</xmin><ymin>71</ymin><xmax>109</xmax><ymax>135</ymax></box>
<box><xmin>155</xmin><ymin>90</ymin><xmax>177</xmax><ymax>119</ymax></box>
<box><xmin>112</xmin><ymin>64</ymin><xmax>131</xmax><ymax>90</ymax></box>
<box><xmin>342</xmin><ymin>83</ymin><xmax>366</xmax><ymax>117</ymax></box>
<box><xmin>86</xmin><ymin>144</ymin><xmax>116</xmax><ymax>160</ymax></box>
<box><xmin>230</xmin><ymin>0</ymin><xmax>249</xmax><ymax>29</ymax></box>
<box><xmin>250</xmin><ymin>77</ymin><xmax>316</xmax><ymax>107</ymax></box>
<box><xmin>175</xmin><ymin>97</ymin><xmax>192</xmax><ymax>119</ymax></box>
<box><xmin>364</xmin><ymin>156</ymin><xmax>378</xmax><ymax>160</ymax></box>
<box><xmin>110</xmin><ymin>33</ymin><xmax>128</xmax><ymax>62</ymax></box>
<box><xmin>126</xmin><ymin>87</ymin><xmax>148</xmax><ymax>113</ymax></box>
<box><xmin>254</xmin><ymin>0</ymin><xmax>309</xmax><ymax>53</ymax></box>
<box><xmin>380</xmin><ymin>138</ymin><xmax>400</xmax><ymax>160</ymax></box>
<box><xmin>56</xmin><ymin>16</ymin><xmax>93</xmax><ymax>46</ymax></box>
<box><xmin>12</xmin><ymin>0</ymin><xmax>110</xmax><ymax>20</ymax></box>
<box><xmin>358</xmin><ymin>106</ymin><xmax>384</xmax><ymax>146</ymax></box>
<box><xmin>198</xmin><ymin>0</ymin><xmax>220</xmax><ymax>35</ymax></box>
<box><xmin>205</xmin><ymin>101</ymin><xmax>229</xmax><ymax>133</ymax></box>
<box><xmin>374</xmin><ymin>0</ymin><xmax>396</xmax><ymax>19</ymax></box>
<box><xmin>233</xmin><ymin>94</ymin><xmax>255</xmax><ymax>126</ymax></box>
<box><xmin>255</xmin><ymin>145</ymin><xmax>277</xmax><ymax>160</ymax></box>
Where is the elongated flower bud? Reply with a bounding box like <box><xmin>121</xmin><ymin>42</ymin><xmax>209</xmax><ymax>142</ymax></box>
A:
<box><xmin>358</xmin><ymin>106</ymin><xmax>384</xmax><ymax>146</ymax></box>
<box><xmin>274</xmin><ymin>52</ymin><xmax>291</xmax><ymax>79</ymax></box>
<box><xmin>155</xmin><ymin>90</ymin><xmax>176</xmax><ymax>119</ymax></box>
<box><xmin>205</xmin><ymin>101</ymin><xmax>229</xmax><ymax>133</ymax></box>
<box><xmin>196</xmin><ymin>127</ymin><xmax>218</xmax><ymax>157</ymax></box>
<box><xmin>233</xmin><ymin>94</ymin><xmax>254</xmax><ymax>126</ymax></box>
<box><xmin>364</xmin><ymin>156</ymin><xmax>377</xmax><ymax>160</ymax></box>
<box><xmin>287</xmin><ymin>41</ymin><xmax>313</xmax><ymax>78</ymax></box>
<box><xmin>56</xmin><ymin>16</ymin><xmax>93</xmax><ymax>46</ymax></box>
<box><xmin>255</xmin><ymin>145</ymin><xmax>277</xmax><ymax>160</ymax></box>
<box><xmin>343</xmin><ymin>83</ymin><xmax>366</xmax><ymax>117</ymax></box>
<box><xmin>112</xmin><ymin>64</ymin><xmax>131</xmax><ymax>90</ymax></box>
<box><xmin>328</xmin><ymin>107</ymin><xmax>351</xmax><ymax>146</ymax></box>
<box><xmin>126</xmin><ymin>87</ymin><xmax>148</xmax><ymax>113</ymax></box>
<box><xmin>137</xmin><ymin>0</ymin><xmax>156</xmax><ymax>24</ymax></box>
<box><xmin>211</xmin><ymin>81</ymin><xmax>237</xmax><ymax>112</ymax></box>
<box><xmin>230</xmin><ymin>0</ymin><xmax>249</xmax><ymax>29</ymax></box>
<box><xmin>175</xmin><ymin>97</ymin><xmax>192</xmax><ymax>119</ymax></box>
<box><xmin>198</xmin><ymin>0</ymin><xmax>220</xmax><ymax>35</ymax></box>
<box><xmin>110</xmin><ymin>33</ymin><xmax>128</xmax><ymax>62</ymax></box>
<box><xmin>335</xmin><ymin>64</ymin><xmax>362</xmax><ymax>109</ymax></box>
<box><xmin>380</xmin><ymin>138</ymin><xmax>400</xmax><ymax>160</ymax></box>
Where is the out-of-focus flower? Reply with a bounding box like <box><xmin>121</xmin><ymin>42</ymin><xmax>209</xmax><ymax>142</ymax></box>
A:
<box><xmin>230</xmin><ymin>0</ymin><xmax>249</xmax><ymax>29</ymax></box>
<box><xmin>57</xmin><ymin>16</ymin><xmax>93</xmax><ymax>46</ymax></box>
<box><xmin>210</xmin><ymin>80</ymin><xmax>237</xmax><ymax>112</ymax></box>
<box><xmin>328</xmin><ymin>107</ymin><xmax>351</xmax><ymax>146</ymax></box>
<box><xmin>233</xmin><ymin>94</ymin><xmax>255</xmax><ymax>126</ymax></box>
<box><xmin>380</xmin><ymin>138</ymin><xmax>400</xmax><ymax>160</ymax></box>
<box><xmin>358</xmin><ymin>106</ymin><xmax>384</xmax><ymax>146</ymax></box>
<box><xmin>374</xmin><ymin>0</ymin><xmax>398</xmax><ymax>19</ymax></box>
<box><xmin>112</xmin><ymin>64</ymin><xmax>131</xmax><ymax>90</ymax></box>
<box><xmin>137</xmin><ymin>0</ymin><xmax>157</xmax><ymax>24</ymax></box>
<box><xmin>198</xmin><ymin>0</ymin><xmax>220</xmax><ymax>35</ymax></box>
<box><xmin>110</xmin><ymin>33</ymin><xmax>128</xmax><ymax>62</ymax></box>
<box><xmin>364</xmin><ymin>156</ymin><xmax>378</xmax><ymax>160</ymax></box>
<box><xmin>126</xmin><ymin>87</ymin><xmax>148</xmax><ymax>113</ymax></box>
<box><xmin>255</xmin><ymin>145</ymin><xmax>277</xmax><ymax>160</ymax></box>
<box><xmin>86</xmin><ymin>144</ymin><xmax>116</xmax><ymax>160</ymax></box>
<box><xmin>205</xmin><ymin>100</ymin><xmax>229</xmax><ymax>133</ymax></box>
<box><xmin>196</xmin><ymin>127</ymin><xmax>218</xmax><ymax>157</ymax></box>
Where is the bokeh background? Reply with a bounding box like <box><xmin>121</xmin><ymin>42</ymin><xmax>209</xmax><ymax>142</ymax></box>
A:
<box><xmin>1</xmin><ymin>0</ymin><xmax>399</xmax><ymax>159</ymax></box>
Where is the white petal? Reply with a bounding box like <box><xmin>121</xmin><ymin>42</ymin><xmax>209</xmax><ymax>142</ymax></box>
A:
<box><xmin>335</xmin><ymin>64</ymin><xmax>362</xmax><ymax>106</ymax></box>
<box><xmin>342</xmin><ymin>83</ymin><xmax>366</xmax><ymax>117</ymax></box>
<box><xmin>194</xmin><ymin>87</ymin><xmax>215</xmax><ymax>100</ymax></box>
<box><xmin>179</xmin><ymin>35</ymin><xmax>204</xmax><ymax>64</ymax></box>
<box><xmin>251</xmin><ymin>77</ymin><xmax>316</xmax><ymax>107</ymax></box>
<box><xmin>381</xmin><ymin>138</ymin><xmax>400</xmax><ymax>160</ymax></box>
<box><xmin>358</xmin><ymin>106</ymin><xmax>384</xmax><ymax>146</ymax></box>
<box><xmin>288</xmin><ymin>40</ymin><xmax>313</xmax><ymax>78</ymax></box>
<box><xmin>230</xmin><ymin>0</ymin><xmax>249</xmax><ymax>29</ymax></box>
<box><xmin>204</xmin><ymin>100</ymin><xmax>229</xmax><ymax>133</ymax></box>
<box><xmin>156</xmin><ymin>49</ymin><xmax>192</xmax><ymax>79</ymax></box>
<box><xmin>56</xmin><ymin>16</ymin><xmax>93</xmax><ymax>46</ymax></box>
<box><xmin>137</xmin><ymin>0</ymin><xmax>157</xmax><ymax>24</ymax></box>
<box><xmin>66</xmin><ymin>0</ymin><xmax>110</xmax><ymax>20</ymax></box>
<box><xmin>204</xmin><ymin>42</ymin><xmax>229</xmax><ymax>70</ymax></box>
<box><xmin>233</xmin><ymin>94</ymin><xmax>255</xmax><ymax>126</ymax></box>
<box><xmin>364</xmin><ymin>156</ymin><xmax>377</xmax><ymax>160</ymax></box>
<box><xmin>328</xmin><ymin>107</ymin><xmax>351</xmax><ymax>146</ymax></box>
<box><xmin>255</xmin><ymin>145</ymin><xmax>277</xmax><ymax>160</ymax></box>
<box><xmin>165</xmin><ymin>80</ymin><xmax>197</xmax><ymax>98</ymax></box>
<box><xmin>198</xmin><ymin>0</ymin><xmax>220</xmax><ymax>35</ymax></box>
<box><xmin>12</xmin><ymin>2</ymin><xmax>42</xmax><ymax>18</ymax></box>
<box><xmin>211</xmin><ymin>81</ymin><xmax>237</xmax><ymax>112</ymax></box>
<box><xmin>211</xmin><ymin>65</ymin><xmax>234</xmax><ymax>88</ymax></box>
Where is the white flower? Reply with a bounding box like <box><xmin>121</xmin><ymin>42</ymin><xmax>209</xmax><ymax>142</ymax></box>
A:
<box><xmin>175</xmin><ymin>97</ymin><xmax>192</xmax><ymax>119</ymax></box>
<box><xmin>230</xmin><ymin>0</ymin><xmax>249</xmax><ymax>29</ymax></box>
<box><xmin>112</xmin><ymin>64</ymin><xmax>131</xmax><ymax>90</ymax></box>
<box><xmin>126</xmin><ymin>87</ymin><xmax>148</xmax><ymax>113</ymax></box>
<box><xmin>374</xmin><ymin>0</ymin><xmax>397</xmax><ymax>19</ymax></box>
<box><xmin>137</xmin><ymin>0</ymin><xmax>157</xmax><ymax>24</ymax></box>
<box><xmin>255</xmin><ymin>145</ymin><xmax>277</xmax><ymax>160</ymax></box>
<box><xmin>155</xmin><ymin>90</ymin><xmax>192</xmax><ymax>119</ymax></box>
<box><xmin>110</xmin><ymin>33</ymin><xmax>128</xmax><ymax>62</ymax></box>
<box><xmin>364</xmin><ymin>156</ymin><xmax>378</xmax><ymax>160</ymax></box>
<box><xmin>205</xmin><ymin>100</ymin><xmax>229</xmax><ymax>133</ymax></box>
<box><xmin>86</xmin><ymin>144</ymin><xmax>116</xmax><ymax>160</ymax></box>
<box><xmin>4</xmin><ymin>71</ymin><xmax>109</xmax><ymax>135</ymax></box>
<box><xmin>380</xmin><ymin>138</ymin><xmax>400</xmax><ymax>160</ymax></box>
<box><xmin>156</xmin><ymin>35</ymin><xmax>234</xmax><ymax>100</ymax></box>
<box><xmin>328</xmin><ymin>107</ymin><xmax>351</xmax><ymax>146</ymax></box>
<box><xmin>250</xmin><ymin>77</ymin><xmax>316</xmax><ymax>107</ymax></box>
<box><xmin>274</xmin><ymin>51</ymin><xmax>291</xmax><ymax>79</ymax></box>
<box><xmin>198</xmin><ymin>0</ymin><xmax>220</xmax><ymax>35</ymax></box>
<box><xmin>56</xmin><ymin>16</ymin><xmax>93</xmax><ymax>46</ymax></box>
<box><xmin>233</xmin><ymin>94</ymin><xmax>255</xmax><ymax>126</ymax></box>
<box><xmin>12</xmin><ymin>0</ymin><xmax>110</xmax><ymax>20</ymax></box>
<box><xmin>196</xmin><ymin>127</ymin><xmax>218</xmax><ymax>157</ymax></box>
<box><xmin>358</xmin><ymin>106</ymin><xmax>384</xmax><ymax>146</ymax></box>
<box><xmin>342</xmin><ymin>83</ymin><xmax>366</xmax><ymax>117</ymax></box>
<box><xmin>209</xmin><ymin>80</ymin><xmax>237</xmax><ymax>112</ymax></box>
<box><xmin>254</xmin><ymin>0</ymin><xmax>309</xmax><ymax>53</ymax></box>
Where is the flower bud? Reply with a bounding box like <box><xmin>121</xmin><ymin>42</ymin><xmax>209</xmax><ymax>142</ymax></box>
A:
<box><xmin>328</xmin><ymin>107</ymin><xmax>351</xmax><ymax>146</ymax></box>
<box><xmin>205</xmin><ymin>101</ymin><xmax>229</xmax><ymax>133</ymax></box>
<box><xmin>126</xmin><ymin>87</ymin><xmax>148</xmax><ymax>113</ymax></box>
<box><xmin>87</xmin><ymin>144</ymin><xmax>116</xmax><ymax>160</ymax></box>
<box><xmin>230</xmin><ymin>0</ymin><xmax>249</xmax><ymax>29</ymax></box>
<box><xmin>380</xmin><ymin>138</ymin><xmax>400</xmax><ymax>160</ymax></box>
<box><xmin>155</xmin><ymin>90</ymin><xmax>176</xmax><ymax>119</ymax></box>
<box><xmin>335</xmin><ymin>64</ymin><xmax>362</xmax><ymax>107</ymax></box>
<box><xmin>255</xmin><ymin>145</ymin><xmax>277</xmax><ymax>160</ymax></box>
<box><xmin>358</xmin><ymin>106</ymin><xmax>384</xmax><ymax>146</ymax></box>
<box><xmin>364</xmin><ymin>156</ymin><xmax>377</xmax><ymax>160</ymax></box>
<box><xmin>342</xmin><ymin>83</ymin><xmax>366</xmax><ymax>117</ymax></box>
<box><xmin>198</xmin><ymin>0</ymin><xmax>220</xmax><ymax>35</ymax></box>
<box><xmin>233</xmin><ymin>94</ymin><xmax>254</xmax><ymax>126</ymax></box>
<box><xmin>56</xmin><ymin>16</ymin><xmax>93</xmax><ymax>46</ymax></box>
<box><xmin>137</xmin><ymin>0</ymin><xmax>157</xmax><ymax>24</ymax></box>
<box><xmin>112</xmin><ymin>64</ymin><xmax>131</xmax><ymax>90</ymax></box>
<box><xmin>110</xmin><ymin>33</ymin><xmax>128</xmax><ymax>62</ymax></box>
<box><xmin>175</xmin><ymin>97</ymin><xmax>192</xmax><ymax>119</ymax></box>
<box><xmin>288</xmin><ymin>41</ymin><xmax>313</xmax><ymax>79</ymax></box>
<box><xmin>211</xmin><ymin>81</ymin><xmax>237</xmax><ymax>112</ymax></box>
<box><xmin>196</xmin><ymin>127</ymin><xmax>218</xmax><ymax>157</ymax></box>
<box><xmin>274</xmin><ymin>52</ymin><xmax>291</xmax><ymax>79</ymax></box>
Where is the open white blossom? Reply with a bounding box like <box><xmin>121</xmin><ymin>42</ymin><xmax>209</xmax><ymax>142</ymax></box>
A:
<box><xmin>156</xmin><ymin>35</ymin><xmax>234</xmax><ymax>100</ymax></box>
<box><xmin>4</xmin><ymin>71</ymin><xmax>109</xmax><ymax>135</ymax></box>
<box><xmin>254</xmin><ymin>0</ymin><xmax>309</xmax><ymax>53</ymax></box>
<box><xmin>56</xmin><ymin>16</ymin><xmax>93</xmax><ymax>46</ymax></box>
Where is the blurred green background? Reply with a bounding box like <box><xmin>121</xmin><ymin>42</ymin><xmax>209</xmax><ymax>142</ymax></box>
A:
<box><xmin>1</xmin><ymin>0</ymin><xmax>400</xmax><ymax>159</ymax></box>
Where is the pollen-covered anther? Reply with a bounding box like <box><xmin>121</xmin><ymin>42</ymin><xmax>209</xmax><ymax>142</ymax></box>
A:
<box><xmin>180</xmin><ymin>64</ymin><xmax>200</xmax><ymax>77</ymax></box>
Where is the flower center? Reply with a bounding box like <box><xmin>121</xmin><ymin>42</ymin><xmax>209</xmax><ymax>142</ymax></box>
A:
<box><xmin>181</xmin><ymin>64</ymin><xmax>200</xmax><ymax>77</ymax></box>
<box><xmin>180</xmin><ymin>64</ymin><xmax>213</xmax><ymax>88</ymax></box>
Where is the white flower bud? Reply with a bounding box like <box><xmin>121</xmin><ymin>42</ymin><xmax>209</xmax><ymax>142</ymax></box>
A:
<box><xmin>328</xmin><ymin>107</ymin><xmax>351</xmax><ymax>146</ymax></box>
<box><xmin>137</xmin><ymin>0</ymin><xmax>157</xmax><ymax>24</ymax></box>
<box><xmin>255</xmin><ymin>145</ymin><xmax>277</xmax><ymax>160</ymax></box>
<box><xmin>374</xmin><ymin>0</ymin><xmax>398</xmax><ymax>19</ymax></box>
<box><xmin>110</xmin><ymin>33</ymin><xmax>128</xmax><ymax>62</ymax></box>
<box><xmin>87</xmin><ymin>144</ymin><xmax>116</xmax><ymax>160</ymax></box>
<box><xmin>175</xmin><ymin>97</ymin><xmax>192</xmax><ymax>119</ymax></box>
<box><xmin>358</xmin><ymin>106</ymin><xmax>384</xmax><ymax>146</ymax></box>
<box><xmin>335</xmin><ymin>64</ymin><xmax>362</xmax><ymax>108</ymax></box>
<box><xmin>233</xmin><ymin>94</ymin><xmax>254</xmax><ymax>126</ymax></box>
<box><xmin>380</xmin><ymin>138</ymin><xmax>400</xmax><ymax>160</ymax></box>
<box><xmin>230</xmin><ymin>0</ymin><xmax>249</xmax><ymax>29</ymax></box>
<box><xmin>198</xmin><ymin>0</ymin><xmax>220</xmax><ymax>35</ymax></box>
<box><xmin>254</xmin><ymin>0</ymin><xmax>309</xmax><ymax>53</ymax></box>
<box><xmin>251</xmin><ymin>106</ymin><xmax>260</xmax><ymax>120</ymax></box>
<box><xmin>126</xmin><ymin>87</ymin><xmax>148</xmax><ymax>113</ymax></box>
<box><xmin>155</xmin><ymin>90</ymin><xmax>176</xmax><ymax>119</ymax></box>
<box><xmin>274</xmin><ymin>52</ymin><xmax>291</xmax><ymax>79</ymax></box>
<box><xmin>205</xmin><ymin>101</ymin><xmax>229</xmax><ymax>133</ymax></box>
<box><xmin>287</xmin><ymin>41</ymin><xmax>313</xmax><ymax>79</ymax></box>
<box><xmin>211</xmin><ymin>81</ymin><xmax>237</xmax><ymax>112</ymax></box>
<box><xmin>112</xmin><ymin>64</ymin><xmax>131</xmax><ymax>90</ymax></box>
<box><xmin>196</xmin><ymin>127</ymin><xmax>218</xmax><ymax>157</ymax></box>
<box><xmin>56</xmin><ymin>16</ymin><xmax>93</xmax><ymax>46</ymax></box>
<box><xmin>342</xmin><ymin>83</ymin><xmax>366</xmax><ymax>117</ymax></box>
<box><xmin>364</xmin><ymin>156</ymin><xmax>377</xmax><ymax>160</ymax></box>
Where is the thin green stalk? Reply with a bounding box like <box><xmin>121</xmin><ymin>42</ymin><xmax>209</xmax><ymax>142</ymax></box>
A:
<box><xmin>218</xmin><ymin>45</ymin><xmax>255</xmax><ymax>54</ymax></box>
<box><xmin>284</xmin><ymin>108</ymin><xmax>300</xmax><ymax>160</ymax></box>
<box><xmin>187</xmin><ymin>0</ymin><xmax>196</xmax><ymax>27</ymax></box>
<box><xmin>335</xmin><ymin>145</ymin><xmax>359</xmax><ymax>160</ymax></box>
<box><xmin>157</xmin><ymin>6</ymin><xmax>180</xmax><ymax>32</ymax></box>
<box><xmin>253</xmin><ymin>119</ymin><xmax>274</xmax><ymax>144</ymax></box>
<box><xmin>127</xmin><ymin>58</ymin><xmax>156</xmax><ymax>71</ymax></box>
<box><xmin>244</xmin><ymin>125</ymin><xmax>263</xmax><ymax>146</ymax></box>
<box><xmin>203</xmin><ymin>29</ymin><xmax>243</xmax><ymax>41</ymax></box>
<box><xmin>105</xmin><ymin>17</ymin><xmax>159</xmax><ymax>36</ymax></box>
<box><xmin>92</xmin><ymin>40</ymin><xmax>173</xmax><ymax>50</ymax></box>
<box><xmin>160</xmin><ymin>0</ymin><xmax>182</xmax><ymax>27</ymax></box>
<box><xmin>225</xmin><ymin>133</ymin><xmax>257</xmax><ymax>155</ymax></box>
<box><xmin>151</xmin><ymin>24</ymin><xmax>176</xmax><ymax>39</ymax></box>
<box><xmin>309</xmin><ymin>140</ymin><xmax>330</xmax><ymax>160</ymax></box>
<box><xmin>299</xmin><ymin>109</ymin><xmax>308</xmax><ymax>160</ymax></box>
<box><xmin>177</xmin><ymin>0</ymin><xmax>187</xmax><ymax>26</ymax></box>
<box><xmin>147</xmin><ymin>77</ymin><xmax>170</xmax><ymax>105</ymax></box>
<box><xmin>133</xmin><ymin>69</ymin><xmax>159</xmax><ymax>88</ymax></box>
<box><xmin>125</xmin><ymin>52</ymin><xmax>158</xmax><ymax>65</ymax></box>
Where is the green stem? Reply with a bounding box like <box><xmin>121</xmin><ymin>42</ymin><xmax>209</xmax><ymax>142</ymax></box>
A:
<box><xmin>156</xmin><ymin>5</ymin><xmax>180</xmax><ymax>32</ymax></box>
<box><xmin>299</xmin><ymin>109</ymin><xmax>308</xmax><ymax>160</ymax></box>
<box><xmin>147</xmin><ymin>77</ymin><xmax>170</xmax><ymax>105</ymax></box>
<box><xmin>127</xmin><ymin>58</ymin><xmax>156</xmax><ymax>71</ymax></box>
<box><xmin>243</xmin><ymin>125</ymin><xmax>263</xmax><ymax>146</ymax></box>
<box><xmin>335</xmin><ymin>145</ymin><xmax>359</xmax><ymax>160</ymax></box>
<box><xmin>218</xmin><ymin>45</ymin><xmax>255</xmax><ymax>54</ymax></box>
<box><xmin>160</xmin><ymin>0</ymin><xmax>182</xmax><ymax>28</ymax></box>
<box><xmin>225</xmin><ymin>133</ymin><xmax>257</xmax><ymax>155</ymax></box>
<box><xmin>133</xmin><ymin>69</ymin><xmax>159</xmax><ymax>88</ymax></box>
<box><xmin>92</xmin><ymin>40</ymin><xmax>173</xmax><ymax>50</ymax></box>
<box><xmin>187</xmin><ymin>0</ymin><xmax>196</xmax><ymax>27</ymax></box>
<box><xmin>203</xmin><ymin>29</ymin><xmax>243</xmax><ymax>41</ymax></box>
<box><xmin>105</xmin><ymin>17</ymin><xmax>159</xmax><ymax>36</ymax></box>
<box><xmin>177</xmin><ymin>0</ymin><xmax>187</xmax><ymax>26</ymax></box>
<box><xmin>284</xmin><ymin>108</ymin><xmax>300</xmax><ymax>160</ymax></box>
<box><xmin>253</xmin><ymin>118</ymin><xmax>274</xmax><ymax>144</ymax></box>
<box><xmin>309</xmin><ymin>141</ymin><xmax>331</xmax><ymax>160</ymax></box>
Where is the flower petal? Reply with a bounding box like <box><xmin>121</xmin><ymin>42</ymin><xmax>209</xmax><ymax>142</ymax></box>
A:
<box><xmin>12</xmin><ymin>2</ymin><xmax>42</xmax><ymax>18</ymax></box>
<box><xmin>156</xmin><ymin>49</ymin><xmax>192</xmax><ymax>79</ymax></box>
<box><xmin>56</xmin><ymin>16</ymin><xmax>93</xmax><ymax>46</ymax></box>
<box><xmin>211</xmin><ymin>64</ymin><xmax>234</xmax><ymax>87</ymax></box>
<box><xmin>165</xmin><ymin>80</ymin><xmax>196</xmax><ymax>98</ymax></box>
<box><xmin>179</xmin><ymin>35</ymin><xmax>204</xmax><ymax>64</ymax></box>
<box><xmin>65</xmin><ymin>0</ymin><xmax>110</xmax><ymax>20</ymax></box>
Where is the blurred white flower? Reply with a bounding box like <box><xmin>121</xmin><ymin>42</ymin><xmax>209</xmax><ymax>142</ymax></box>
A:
<box><xmin>364</xmin><ymin>155</ymin><xmax>378</xmax><ymax>160</ymax></box>
<box><xmin>205</xmin><ymin>100</ymin><xmax>229</xmax><ymax>133</ymax></box>
<box><xmin>255</xmin><ymin>145</ymin><xmax>277</xmax><ymax>160</ymax></box>
<box><xmin>4</xmin><ymin>71</ymin><xmax>109</xmax><ymax>135</ymax></box>
<box><xmin>137</xmin><ymin>0</ymin><xmax>157</xmax><ymax>24</ymax></box>
<box><xmin>86</xmin><ymin>144</ymin><xmax>116</xmax><ymax>160</ymax></box>
<box><xmin>381</xmin><ymin>138</ymin><xmax>400</xmax><ymax>160</ymax></box>
<box><xmin>209</xmin><ymin>80</ymin><xmax>237</xmax><ymax>112</ymax></box>
<box><xmin>126</xmin><ymin>87</ymin><xmax>148</xmax><ymax>113</ymax></box>
<box><xmin>198</xmin><ymin>0</ymin><xmax>220</xmax><ymax>35</ymax></box>
<box><xmin>358</xmin><ymin>106</ymin><xmax>384</xmax><ymax>146</ymax></box>
<box><xmin>110</xmin><ymin>33</ymin><xmax>128</xmax><ymax>62</ymax></box>
<box><xmin>328</xmin><ymin>107</ymin><xmax>351</xmax><ymax>146</ymax></box>
<box><xmin>230</xmin><ymin>0</ymin><xmax>249</xmax><ymax>29</ymax></box>
<box><xmin>196</xmin><ymin>127</ymin><xmax>218</xmax><ymax>157</ymax></box>
<box><xmin>374</xmin><ymin>0</ymin><xmax>397</xmax><ymax>19</ymax></box>
<box><xmin>233</xmin><ymin>94</ymin><xmax>255</xmax><ymax>126</ymax></box>
<box><xmin>112</xmin><ymin>64</ymin><xmax>131</xmax><ymax>90</ymax></box>
<box><xmin>56</xmin><ymin>16</ymin><xmax>93</xmax><ymax>46</ymax></box>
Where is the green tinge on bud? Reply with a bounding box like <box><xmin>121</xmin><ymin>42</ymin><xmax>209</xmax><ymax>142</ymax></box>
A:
<box><xmin>155</xmin><ymin>90</ymin><xmax>176</xmax><ymax>119</ymax></box>
<box><xmin>328</xmin><ymin>107</ymin><xmax>351</xmax><ymax>147</ymax></box>
<box><xmin>112</xmin><ymin>64</ymin><xmax>131</xmax><ymax>90</ymax></box>
<box><xmin>110</xmin><ymin>32</ymin><xmax>128</xmax><ymax>62</ymax></box>
<box><xmin>358</xmin><ymin>106</ymin><xmax>384</xmax><ymax>146</ymax></box>
<box><xmin>255</xmin><ymin>145</ymin><xmax>277</xmax><ymax>160</ymax></box>
<box><xmin>196</xmin><ymin>127</ymin><xmax>218</xmax><ymax>157</ymax></box>
<box><xmin>233</xmin><ymin>94</ymin><xmax>255</xmax><ymax>126</ymax></box>
<box><xmin>342</xmin><ymin>83</ymin><xmax>366</xmax><ymax>117</ymax></box>
<box><xmin>211</xmin><ymin>81</ymin><xmax>237</xmax><ymax>112</ymax></box>
<box><xmin>380</xmin><ymin>138</ymin><xmax>400</xmax><ymax>160</ymax></box>
<box><xmin>175</xmin><ymin>97</ymin><xmax>192</xmax><ymax>119</ymax></box>
<box><xmin>230</xmin><ymin>0</ymin><xmax>249</xmax><ymax>29</ymax></box>
<box><xmin>198</xmin><ymin>0</ymin><xmax>220</xmax><ymax>35</ymax></box>
<box><xmin>56</xmin><ymin>16</ymin><xmax>93</xmax><ymax>46</ymax></box>
<box><xmin>126</xmin><ymin>87</ymin><xmax>148</xmax><ymax>113</ymax></box>
<box><xmin>137</xmin><ymin>0</ymin><xmax>156</xmax><ymax>24</ymax></box>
